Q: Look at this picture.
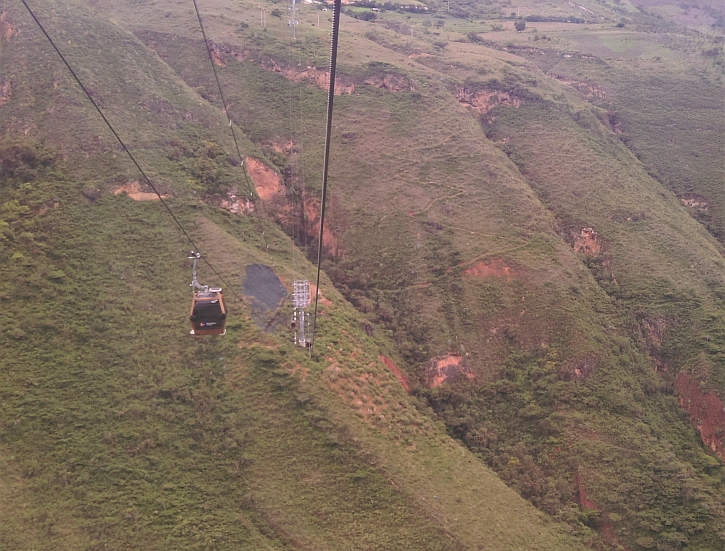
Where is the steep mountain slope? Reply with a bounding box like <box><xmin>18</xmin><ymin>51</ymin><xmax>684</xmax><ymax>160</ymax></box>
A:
<box><xmin>0</xmin><ymin>1</ymin><xmax>587</xmax><ymax>550</ymax></box>
<box><xmin>82</xmin><ymin>1</ymin><xmax>725</xmax><ymax>549</ymax></box>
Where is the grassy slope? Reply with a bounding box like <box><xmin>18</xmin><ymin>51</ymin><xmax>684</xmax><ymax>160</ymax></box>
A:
<box><xmin>468</xmin><ymin>7</ymin><xmax>725</xmax><ymax>549</ymax></box>
<box><xmin>0</xmin><ymin>1</ymin><xmax>585</xmax><ymax>550</ymax></box>
<box><xmin>76</xmin><ymin>0</ymin><xmax>725</xmax><ymax>549</ymax></box>
<box><xmin>551</xmin><ymin>57</ymin><xmax>725</xmax><ymax>239</ymax></box>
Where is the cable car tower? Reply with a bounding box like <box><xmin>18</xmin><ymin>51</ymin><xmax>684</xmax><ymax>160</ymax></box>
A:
<box><xmin>291</xmin><ymin>280</ymin><xmax>310</xmax><ymax>347</ymax></box>
<box><xmin>288</xmin><ymin>0</ymin><xmax>299</xmax><ymax>39</ymax></box>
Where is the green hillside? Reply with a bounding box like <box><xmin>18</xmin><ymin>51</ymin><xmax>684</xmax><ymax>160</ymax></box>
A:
<box><xmin>0</xmin><ymin>1</ymin><xmax>585</xmax><ymax>550</ymax></box>
<box><xmin>1</xmin><ymin>0</ymin><xmax>724</xmax><ymax>550</ymax></box>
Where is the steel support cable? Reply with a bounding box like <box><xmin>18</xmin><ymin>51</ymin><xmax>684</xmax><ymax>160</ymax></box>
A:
<box><xmin>287</xmin><ymin>32</ymin><xmax>307</xmax><ymax>277</ymax></box>
<box><xmin>310</xmin><ymin>0</ymin><xmax>342</xmax><ymax>350</ymax></box>
<box><xmin>20</xmin><ymin>0</ymin><xmax>248</xmax><ymax>307</ymax></box>
<box><xmin>190</xmin><ymin>0</ymin><xmax>269</xmax><ymax>250</ymax></box>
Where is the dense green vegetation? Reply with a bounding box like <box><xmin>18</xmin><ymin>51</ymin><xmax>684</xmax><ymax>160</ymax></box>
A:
<box><xmin>1</xmin><ymin>0</ymin><xmax>724</xmax><ymax>549</ymax></box>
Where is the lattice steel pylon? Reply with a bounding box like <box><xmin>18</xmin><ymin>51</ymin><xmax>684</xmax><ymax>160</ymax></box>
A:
<box><xmin>288</xmin><ymin>0</ymin><xmax>299</xmax><ymax>39</ymax></box>
<box><xmin>291</xmin><ymin>280</ymin><xmax>310</xmax><ymax>347</ymax></box>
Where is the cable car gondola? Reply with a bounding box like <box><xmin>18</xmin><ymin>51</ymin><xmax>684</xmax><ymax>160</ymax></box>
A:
<box><xmin>188</xmin><ymin>252</ymin><xmax>226</xmax><ymax>336</ymax></box>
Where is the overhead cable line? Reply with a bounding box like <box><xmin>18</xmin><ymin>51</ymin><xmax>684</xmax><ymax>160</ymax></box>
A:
<box><xmin>20</xmin><ymin>0</ymin><xmax>248</xmax><ymax>307</ymax></box>
<box><xmin>310</xmin><ymin>0</ymin><xmax>342</xmax><ymax>350</ymax></box>
<box><xmin>190</xmin><ymin>0</ymin><xmax>269</xmax><ymax>249</ymax></box>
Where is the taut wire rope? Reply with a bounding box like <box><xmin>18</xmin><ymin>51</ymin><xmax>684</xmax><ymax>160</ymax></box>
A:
<box><xmin>20</xmin><ymin>0</ymin><xmax>249</xmax><ymax>307</ymax></box>
<box><xmin>310</xmin><ymin>0</ymin><xmax>342</xmax><ymax>350</ymax></box>
<box><xmin>190</xmin><ymin>0</ymin><xmax>269</xmax><ymax>250</ymax></box>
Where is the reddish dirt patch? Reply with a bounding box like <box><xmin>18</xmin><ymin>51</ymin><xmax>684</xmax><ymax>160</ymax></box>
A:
<box><xmin>462</xmin><ymin>258</ymin><xmax>513</xmax><ymax>280</ymax></box>
<box><xmin>379</xmin><ymin>355</ymin><xmax>410</xmax><ymax>394</ymax></box>
<box><xmin>245</xmin><ymin>158</ymin><xmax>283</xmax><ymax>201</ymax></box>
<box><xmin>263</xmin><ymin>59</ymin><xmax>355</xmax><ymax>95</ymax></box>
<box><xmin>0</xmin><ymin>79</ymin><xmax>11</xmax><ymax>107</ymax></box>
<box><xmin>456</xmin><ymin>87</ymin><xmax>520</xmax><ymax>115</ymax></box>
<box><xmin>641</xmin><ymin>317</ymin><xmax>668</xmax><ymax>371</ymax></box>
<box><xmin>573</xmin><ymin>227</ymin><xmax>601</xmax><ymax>255</ymax></box>
<box><xmin>549</xmin><ymin>74</ymin><xmax>606</xmax><ymax>100</ymax></box>
<box><xmin>681</xmin><ymin>194</ymin><xmax>708</xmax><ymax>211</ymax></box>
<box><xmin>642</xmin><ymin>317</ymin><xmax>667</xmax><ymax>347</ymax></box>
<box><xmin>575</xmin><ymin>470</ymin><xmax>596</xmax><ymax>510</ymax></box>
<box><xmin>0</xmin><ymin>11</ymin><xmax>17</xmax><ymax>42</ymax></box>
<box><xmin>263</xmin><ymin>139</ymin><xmax>295</xmax><ymax>155</ymax></box>
<box><xmin>202</xmin><ymin>40</ymin><xmax>247</xmax><ymax>64</ymax></box>
<box><xmin>305</xmin><ymin>199</ymin><xmax>340</xmax><ymax>257</ymax></box>
<box><xmin>675</xmin><ymin>373</ymin><xmax>725</xmax><ymax>461</ymax></box>
<box><xmin>363</xmin><ymin>73</ymin><xmax>413</xmax><ymax>92</ymax></box>
<box><xmin>209</xmin><ymin>44</ymin><xmax>226</xmax><ymax>67</ymax></box>
<box><xmin>569</xmin><ymin>353</ymin><xmax>599</xmax><ymax>380</ymax></box>
<box><xmin>215</xmin><ymin>187</ymin><xmax>255</xmax><ymax>215</ymax></box>
<box><xmin>113</xmin><ymin>181</ymin><xmax>168</xmax><ymax>201</ymax></box>
<box><xmin>276</xmin><ymin>198</ymin><xmax>340</xmax><ymax>256</ymax></box>
<box><xmin>309</xmin><ymin>284</ymin><xmax>332</xmax><ymax>307</ymax></box>
<box><xmin>425</xmin><ymin>355</ymin><xmax>474</xmax><ymax>388</ymax></box>
<box><xmin>268</xmin><ymin>194</ymin><xmax>341</xmax><ymax>257</ymax></box>
<box><xmin>576</xmin><ymin>470</ymin><xmax>630</xmax><ymax>550</ymax></box>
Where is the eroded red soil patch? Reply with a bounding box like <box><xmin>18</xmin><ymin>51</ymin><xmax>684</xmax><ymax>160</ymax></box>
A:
<box><xmin>211</xmin><ymin>51</ymin><xmax>225</xmax><ymax>67</ymax></box>
<box><xmin>245</xmin><ymin>157</ymin><xmax>283</xmax><ymax>201</ymax></box>
<box><xmin>641</xmin><ymin>317</ymin><xmax>668</xmax><ymax>371</ymax></box>
<box><xmin>456</xmin><ymin>87</ymin><xmax>520</xmax><ymax>114</ymax></box>
<box><xmin>309</xmin><ymin>284</ymin><xmax>332</xmax><ymax>307</ymax></box>
<box><xmin>379</xmin><ymin>355</ymin><xmax>410</xmax><ymax>393</ymax></box>
<box><xmin>569</xmin><ymin>353</ymin><xmax>599</xmax><ymax>380</ymax></box>
<box><xmin>204</xmin><ymin>40</ymin><xmax>247</xmax><ymax>64</ymax></box>
<box><xmin>276</xmin><ymin>198</ymin><xmax>340</xmax><ymax>256</ymax></box>
<box><xmin>215</xmin><ymin>186</ymin><xmax>255</xmax><ymax>215</ymax></box>
<box><xmin>573</xmin><ymin>227</ymin><xmax>601</xmax><ymax>255</ymax></box>
<box><xmin>549</xmin><ymin>74</ymin><xmax>606</xmax><ymax>100</ymax></box>
<box><xmin>576</xmin><ymin>470</ymin><xmax>630</xmax><ymax>550</ymax></box>
<box><xmin>462</xmin><ymin>258</ymin><xmax>513</xmax><ymax>280</ymax></box>
<box><xmin>263</xmin><ymin>139</ymin><xmax>295</xmax><ymax>155</ymax></box>
<box><xmin>362</xmin><ymin>73</ymin><xmax>413</xmax><ymax>92</ymax></box>
<box><xmin>113</xmin><ymin>181</ymin><xmax>168</xmax><ymax>201</ymax></box>
<box><xmin>426</xmin><ymin>355</ymin><xmax>474</xmax><ymax>388</ymax></box>
<box><xmin>675</xmin><ymin>372</ymin><xmax>725</xmax><ymax>461</ymax></box>
<box><xmin>575</xmin><ymin>470</ymin><xmax>596</xmax><ymax>510</ymax></box>
<box><xmin>263</xmin><ymin>59</ymin><xmax>355</xmax><ymax>95</ymax></box>
<box><xmin>681</xmin><ymin>194</ymin><xmax>708</xmax><ymax>211</ymax></box>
